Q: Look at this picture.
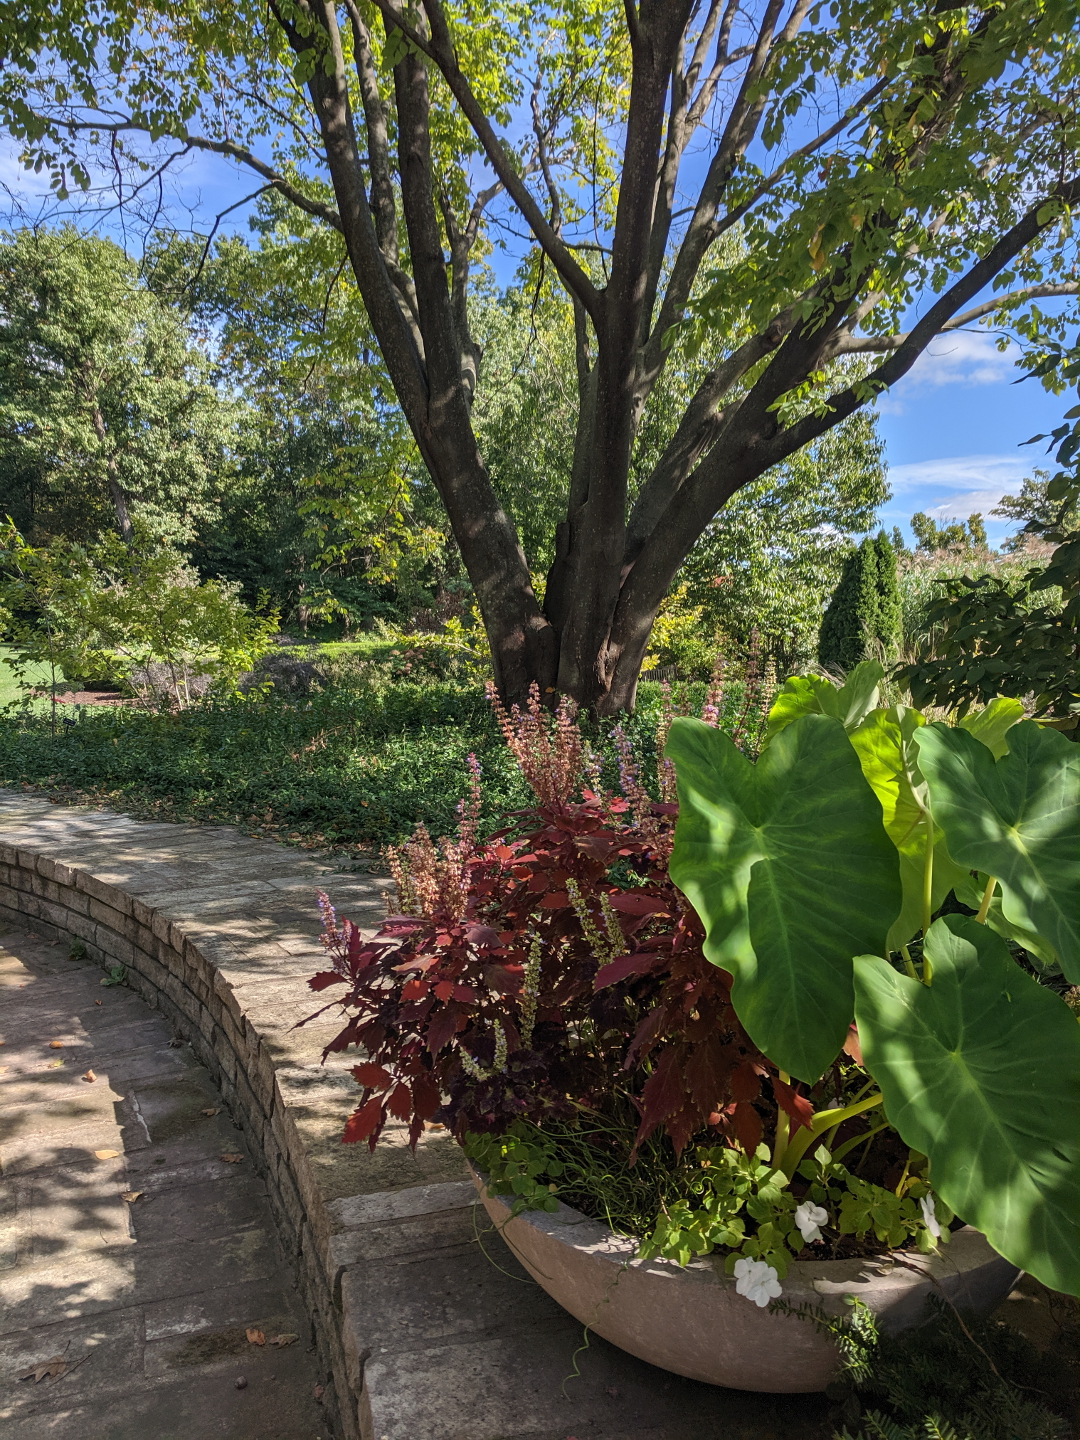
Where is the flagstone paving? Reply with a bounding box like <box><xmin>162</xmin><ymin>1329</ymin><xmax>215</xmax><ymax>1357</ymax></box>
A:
<box><xmin>0</xmin><ymin>926</ymin><xmax>326</xmax><ymax>1440</ymax></box>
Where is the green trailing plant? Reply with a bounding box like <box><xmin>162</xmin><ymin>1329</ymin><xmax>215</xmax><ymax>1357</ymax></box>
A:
<box><xmin>666</xmin><ymin>672</ymin><xmax>1080</xmax><ymax>1296</ymax></box>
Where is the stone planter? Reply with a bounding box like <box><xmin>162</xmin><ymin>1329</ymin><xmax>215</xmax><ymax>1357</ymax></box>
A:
<box><xmin>472</xmin><ymin>1171</ymin><xmax>1020</xmax><ymax>1393</ymax></box>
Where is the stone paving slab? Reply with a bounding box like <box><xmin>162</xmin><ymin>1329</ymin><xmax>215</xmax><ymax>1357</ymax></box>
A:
<box><xmin>0</xmin><ymin>928</ymin><xmax>326</xmax><ymax>1439</ymax></box>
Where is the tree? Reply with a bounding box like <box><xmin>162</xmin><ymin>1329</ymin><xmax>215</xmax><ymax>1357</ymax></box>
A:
<box><xmin>0</xmin><ymin>226</ymin><xmax>233</xmax><ymax>546</ymax></box>
<box><xmin>818</xmin><ymin>536</ymin><xmax>881</xmax><ymax>671</ymax></box>
<box><xmin>873</xmin><ymin>530</ymin><xmax>902</xmax><ymax>654</ymax></box>
<box><xmin>994</xmin><ymin>468</ymin><xmax>1080</xmax><ymax>549</ymax></box>
<box><xmin>910</xmin><ymin>510</ymin><xmax>988</xmax><ymax>554</ymax></box>
<box><xmin>4</xmin><ymin>1</ymin><xmax>1078</xmax><ymax>710</ymax></box>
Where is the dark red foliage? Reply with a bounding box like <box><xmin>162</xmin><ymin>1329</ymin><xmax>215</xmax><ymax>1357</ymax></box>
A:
<box><xmin>303</xmin><ymin>690</ymin><xmax>816</xmax><ymax>1157</ymax></box>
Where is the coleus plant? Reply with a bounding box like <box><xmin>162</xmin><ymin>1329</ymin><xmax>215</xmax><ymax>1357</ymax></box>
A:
<box><xmin>666</xmin><ymin>662</ymin><xmax>1080</xmax><ymax>1295</ymax></box>
<box><xmin>304</xmin><ymin>682</ymin><xmax>812</xmax><ymax>1173</ymax></box>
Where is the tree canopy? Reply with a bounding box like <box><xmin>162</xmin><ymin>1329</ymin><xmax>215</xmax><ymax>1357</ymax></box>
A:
<box><xmin>2</xmin><ymin>0</ymin><xmax>1077</xmax><ymax>707</ymax></box>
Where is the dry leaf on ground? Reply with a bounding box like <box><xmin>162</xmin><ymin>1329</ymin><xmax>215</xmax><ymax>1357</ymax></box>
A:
<box><xmin>220</xmin><ymin>1153</ymin><xmax>243</xmax><ymax>1164</ymax></box>
<box><xmin>268</xmin><ymin>1334</ymin><xmax>299</xmax><ymax>1348</ymax></box>
<box><xmin>20</xmin><ymin>1357</ymin><xmax>66</xmax><ymax>1382</ymax></box>
<box><xmin>82</xmin><ymin>1070</ymin><xmax>96</xmax><ymax>1083</ymax></box>
<box><xmin>94</xmin><ymin>1149</ymin><xmax>120</xmax><ymax>1160</ymax></box>
<box><xmin>245</xmin><ymin>1328</ymin><xmax>266</xmax><ymax>1346</ymax></box>
<box><xmin>201</xmin><ymin>1107</ymin><xmax>221</xmax><ymax>1117</ymax></box>
<box><xmin>120</xmin><ymin>1191</ymin><xmax>143</xmax><ymax>1203</ymax></box>
<box><xmin>94</xmin><ymin>1000</ymin><xmax>102</xmax><ymax>1005</ymax></box>
<box><xmin>48</xmin><ymin>1040</ymin><xmax>63</xmax><ymax>1049</ymax></box>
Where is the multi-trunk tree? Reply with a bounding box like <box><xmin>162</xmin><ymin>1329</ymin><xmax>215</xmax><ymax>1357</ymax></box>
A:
<box><xmin>4</xmin><ymin>0</ymin><xmax>1078</xmax><ymax>709</ymax></box>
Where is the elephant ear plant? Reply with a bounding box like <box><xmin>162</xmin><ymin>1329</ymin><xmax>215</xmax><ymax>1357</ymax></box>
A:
<box><xmin>666</xmin><ymin>670</ymin><xmax>1080</xmax><ymax>1296</ymax></box>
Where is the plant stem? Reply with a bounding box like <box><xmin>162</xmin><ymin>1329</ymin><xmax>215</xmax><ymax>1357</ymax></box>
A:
<box><xmin>900</xmin><ymin>944</ymin><xmax>918</xmax><ymax>980</ymax></box>
<box><xmin>975</xmin><ymin>875</ymin><xmax>997</xmax><ymax>924</ymax></box>
<box><xmin>921</xmin><ymin>819</ymin><xmax>934</xmax><ymax>984</ymax></box>
<box><xmin>773</xmin><ymin>1071</ymin><xmax>791</xmax><ymax>1169</ymax></box>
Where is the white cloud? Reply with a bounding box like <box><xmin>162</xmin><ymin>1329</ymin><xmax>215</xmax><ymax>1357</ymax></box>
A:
<box><xmin>876</xmin><ymin>331</ymin><xmax>1018</xmax><ymax>415</ymax></box>
<box><xmin>887</xmin><ymin>453</ymin><xmax>1032</xmax><ymax>498</ymax></box>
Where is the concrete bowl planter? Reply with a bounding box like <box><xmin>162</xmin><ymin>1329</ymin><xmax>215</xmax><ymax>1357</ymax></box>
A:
<box><xmin>471</xmin><ymin>1170</ymin><xmax>1020</xmax><ymax>1393</ymax></box>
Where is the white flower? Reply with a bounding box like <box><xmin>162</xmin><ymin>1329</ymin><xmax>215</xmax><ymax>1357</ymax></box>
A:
<box><xmin>794</xmin><ymin>1201</ymin><xmax>829</xmax><ymax>1244</ymax></box>
<box><xmin>920</xmin><ymin>1194</ymin><xmax>942</xmax><ymax>1239</ymax></box>
<box><xmin>733</xmin><ymin>1257</ymin><xmax>783</xmax><ymax>1308</ymax></box>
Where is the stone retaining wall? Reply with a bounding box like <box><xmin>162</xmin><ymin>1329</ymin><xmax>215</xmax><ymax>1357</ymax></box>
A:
<box><xmin>0</xmin><ymin>836</ymin><xmax>366</xmax><ymax>1437</ymax></box>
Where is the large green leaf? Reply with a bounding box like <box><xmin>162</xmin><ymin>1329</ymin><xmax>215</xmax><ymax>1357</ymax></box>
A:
<box><xmin>849</xmin><ymin>707</ymin><xmax>968</xmax><ymax>951</ymax></box>
<box><xmin>854</xmin><ymin>915</ymin><xmax>1080</xmax><ymax>1296</ymax></box>
<box><xmin>958</xmin><ymin>696</ymin><xmax>1025</xmax><ymax>759</ymax></box>
<box><xmin>914</xmin><ymin>721</ymin><xmax>1080</xmax><ymax>981</ymax></box>
<box><xmin>666</xmin><ymin>714</ymin><xmax>901</xmax><ymax>1081</ymax></box>
<box><xmin>954</xmin><ymin>871</ymin><xmax>1060</xmax><ymax>972</ymax></box>
<box><xmin>764</xmin><ymin>661</ymin><xmax>884</xmax><ymax>745</ymax></box>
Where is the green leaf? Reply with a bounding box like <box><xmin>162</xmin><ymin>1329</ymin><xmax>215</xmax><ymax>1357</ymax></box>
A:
<box><xmin>958</xmin><ymin>697</ymin><xmax>1025</xmax><ymax>759</ymax></box>
<box><xmin>666</xmin><ymin>714</ymin><xmax>901</xmax><ymax>1081</ymax></box>
<box><xmin>914</xmin><ymin>721</ymin><xmax>1080</xmax><ymax>981</ymax></box>
<box><xmin>849</xmin><ymin>707</ymin><xmax>968</xmax><ymax>950</ymax></box>
<box><xmin>954</xmin><ymin>871</ymin><xmax>1060</xmax><ymax>972</ymax></box>
<box><xmin>764</xmin><ymin>660</ymin><xmax>884</xmax><ymax>745</ymax></box>
<box><xmin>854</xmin><ymin>915</ymin><xmax>1080</xmax><ymax>1296</ymax></box>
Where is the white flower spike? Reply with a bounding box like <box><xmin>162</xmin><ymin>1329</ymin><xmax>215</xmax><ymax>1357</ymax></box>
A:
<box><xmin>732</xmin><ymin>1257</ymin><xmax>783</xmax><ymax>1308</ymax></box>
<box><xmin>794</xmin><ymin>1201</ymin><xmax>829</xmax><ymax>1244</ymax></box>
<box><xmin>919</xmin><ymin>1194</ymin><xmax>942</xmax><ymax>1239</ymax></box>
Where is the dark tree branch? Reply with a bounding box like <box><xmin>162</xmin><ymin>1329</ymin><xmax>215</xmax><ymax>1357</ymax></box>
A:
<box><xmin>834</xmin><ymin>283</ymin><xmax>1080</xmax><ymax>353</ymax></box>
<box><xmin>366</xmin><ymin>0</ymin><xmax>605</xmax><ymax>326</ymax></box>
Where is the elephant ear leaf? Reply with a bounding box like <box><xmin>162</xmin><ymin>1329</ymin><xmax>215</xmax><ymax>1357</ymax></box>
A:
<box><xmin>914</xmin><ymin>721</ymin><xmax>1080</xmax><ymax>981</ymax></box>
<box><xmin>854</xmin><ymin>915</ymin><xmax>1080</xmax><ymax>1296</ymax></box>
<box><xmin>764</xmin><ymin>661</ymin><xmax>884</xmax><ymax>745</ymax></box>
<box><xmin>849</xmin><ymin>707</ymin><xmax>967</xmax><ymax>951</ymax></box>
<box><xmin>958</xmin><ymin>697</ymin><xmax>1025</xmax><ymax>759</ymax></box>
<box><xmin>666</xmin><ymin>713</ymin><xmax>900</xmax><ymax>1082</ymax></box>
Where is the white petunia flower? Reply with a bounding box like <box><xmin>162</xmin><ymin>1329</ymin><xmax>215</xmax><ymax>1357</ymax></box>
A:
<box><xmin>919</xmin><ymin>1194</ymin><xmax>942</xmax><ymax>1239</ymax></box>
<box><xmin>733</xmin><ymin>1257</ymin><xmax>783</xmax><ymax>1308</ymax></box>
<box><xmin>794</xmin><ymin>1201</ymin><xmax>829</xmax><ymax>1244</ymax></box>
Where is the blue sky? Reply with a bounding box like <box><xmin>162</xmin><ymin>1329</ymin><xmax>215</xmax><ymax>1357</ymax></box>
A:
<box><xmin>2</xmin><ymin>137</ymin><xmax>1072</xmax><ymax>551</ymax></box>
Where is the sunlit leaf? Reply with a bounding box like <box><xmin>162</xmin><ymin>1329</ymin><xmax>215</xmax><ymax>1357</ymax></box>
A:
<box><xmin>855</xmin><ymin>915</ymin><xmax>1080</xmax><ymax>1296</ymax></box>
<box><xmin>914</xmin><ymin>721</ymin><xmax>1080</xmax><ymax>980</ymax></box>
<box><xmin>667</xmin><ymin>713</ymin><xmax>900</xmax><ymax>1081</ymax></box>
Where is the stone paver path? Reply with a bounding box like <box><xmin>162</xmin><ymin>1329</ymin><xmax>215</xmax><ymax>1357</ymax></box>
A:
<box><xmin>0</xmin><ymin>925</ymin><xmax>326</xmax><ymax>1440</ymax></box>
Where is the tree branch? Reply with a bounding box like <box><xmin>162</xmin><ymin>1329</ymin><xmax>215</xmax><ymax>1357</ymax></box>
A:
<box><xmin>365</xmin><ymin>0</ymin><xmax>605</xmax><ymax>327</ymax></box>
<box><xmin>834</xmin><ymin>284</ymin><xmax>1080</xmax><ymax>353</ymax></box>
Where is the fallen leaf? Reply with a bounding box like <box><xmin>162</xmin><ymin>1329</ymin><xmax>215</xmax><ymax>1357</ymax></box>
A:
<box><xmin>120</xmin><ymin>1191</ymin><xmax>143</xmax><ymax>1203</ymax></box>
<box><xmin>94</xmin><ymin>1149</ymin><xmax>120</xmax><ymax>1160</ymax></box>
<box><xmin>20</xmin><ymin>1356</ymin><xmax>66</xmax><ymax>1382</ymax></box>
<box><xmin>268</xmin><ymin>1333</ymin><xmax>299</xmax><ymax>1348</ymax></box>
<box><xmin>95</xmin><ymin>1000</ymin><xmax>102</xmax><ymax>1006</ymax></box>
<box><xmin>220</xmin><ymin>1153</ymin><xmax>243</xmax><ymax>1164</ymax></box>
<box><xmin>245</xmin><ymin>1328</ymin><xmax>266</xmax><ymax>1346</ymax></box>
<box><xmin>167</xmin><ymin>1038</ymin><xmax>183</xmax><ymax>1048</ymax></box>
<box><xmin>49</xmin><ymin>1040</ymin><xmax>64</xmax><ymax>1049</ymax></box>
<box><xmin>313</xmin><ymin>1384</ymin><xmax>325</xmax><ymax>1401</ymax></box>
<box><xmin>82</xmin><ymin>1070</ymin><xmax>96</xmax><ymax>1083</ymax></box>
<box><xmin>48</xmin><ymin>1059</ymin><xmax>65</xmax><ymax>1068</ymax></box>
<box><xmin>201</xmin><ymin>1107</ymin><xmax>221</xmax><ymax>1117</ymax></box>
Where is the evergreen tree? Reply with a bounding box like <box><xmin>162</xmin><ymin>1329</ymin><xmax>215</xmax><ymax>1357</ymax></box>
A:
<box><xmin>817</xmin><ymin>537</ymin><xmax>880</xmax><ymax>672</ymax></box>
<box><xmin>873</xmin><ymin>530</ymin><xmax>902</xmax><ymax>655</ymax></box>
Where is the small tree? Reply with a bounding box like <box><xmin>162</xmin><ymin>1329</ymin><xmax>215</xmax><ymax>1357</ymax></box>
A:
<box><xmin>873</xmin><ymin>531</ymin><xmax>902</xmax><ymax>655</ymax></box>
<box><xmin>0</xmin><ymin>522</ymin><xmax>99</xmax><ymax>732</ymax></box>
<box><xmin>818</xmin><ymin>538</ymin><xmax>878</xmax><ymax>672</ymax></box>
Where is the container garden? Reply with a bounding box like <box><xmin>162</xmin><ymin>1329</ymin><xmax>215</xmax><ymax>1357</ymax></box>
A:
<box><xmin>308</xmin><ymin>665</ymin><xmax>1080</xmax><ymax>1390</ymax></box>
<box><xmin>471</xmin><ymin>1172</ymin><xmax>1020</xmax><ymax>1392</ymax></box>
